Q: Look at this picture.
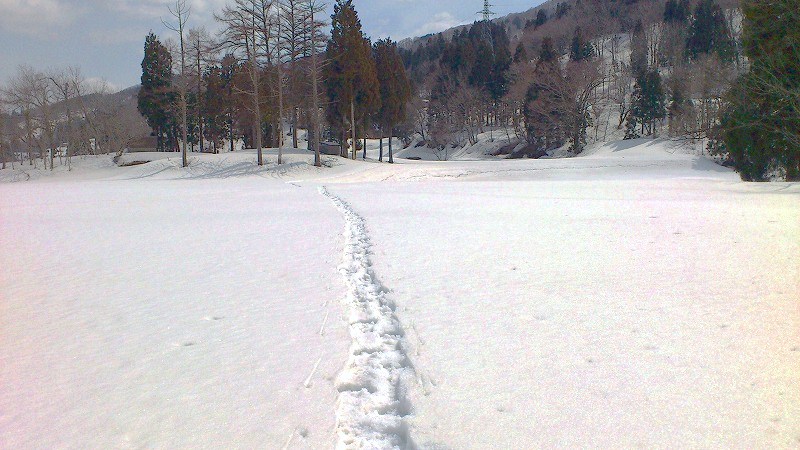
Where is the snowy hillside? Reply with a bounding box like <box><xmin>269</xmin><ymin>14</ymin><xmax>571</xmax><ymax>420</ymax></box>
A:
<box><xmin>1</xmin><ymin>141</ymin><xmax>798</xmax><ymax>449</ymax></box>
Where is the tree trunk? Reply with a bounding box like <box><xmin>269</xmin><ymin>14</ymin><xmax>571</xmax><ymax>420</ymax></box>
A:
<box><xmin>292</xmin><ymin>107</ymin><xmax>299</xmax><ymax>149</ymax></box>
<box><xmin>198</xmin><ymin>49</ymin><xmax>204</xmax><ymax>155</ymax></box>
<box><xmin>253</xmin><ymin>63</ymin><xmax>263</xmax><ymax>166</ymax></box>
<box><xmin>341</xmin><ymin>127</ymin><xmax>347</xmax><ymax>158</ymax></box>
<box><xmin>363</xmin><ymin>135</ymin><xmax>367</xmax><ymax>160</ymax></box>
<box><xmin>379</xmin><ymin>136</ymin><xmax>383</xmax><ymax>162</ymax></box>
<box><xmin>310</xmin><ymin>6</ymin><xmax>321</xmax><ymax>168</ymax></box>
<box><xmin>350</xmin><ymin>97</ymin><xmax>357</xmax><ymax>160</ymax></box>
<box><xmin>277</xmin><ymin>65</ymin><xmax>284</xmax><ymax>165</ymax></box>
<box><xmin>388</xmin><ymin>125</ymin><xmax>394</xmax><ymax>164</ymax></box>
<box><xmin>229</xmin><ymin>115</ymin><xmax>235</xmax><ymax>153</ymax></box>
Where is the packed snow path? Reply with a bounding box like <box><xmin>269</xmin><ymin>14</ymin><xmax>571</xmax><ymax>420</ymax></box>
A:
<box><xmin>320</xmin><ymin>186</ymin><xmax>414</xmax><ymax>450</ymax></box>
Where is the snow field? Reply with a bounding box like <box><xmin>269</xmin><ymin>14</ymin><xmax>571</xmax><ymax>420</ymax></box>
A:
<box><xmin>1</xmin><ymin>139</ymin><xmax>798</xmax><ymax>448</ymax></box>
<box><xmin>333</xmin><ymin>176</ymin><xmax>800</xmax><ymax>448</ymax></box>
<box><xmin>0</xmin><ymin>179</ymin><xmax>350</xmax><ymax>448</ymax></box>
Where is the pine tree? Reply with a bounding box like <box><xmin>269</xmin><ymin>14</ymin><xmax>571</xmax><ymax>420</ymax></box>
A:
<box><xmin>570</xmin><ymin>27</ymin><xmax>594</xmax><ymax>62</ymax></box>
<box><xmin>467</xmin><ymin>21</ymin><xmax>512</xmax><ymax>103</ymax></box>
<box><xmin>719</xmin><ymin>0</ymin><xmax>800</xmax><ymax>180</ymax></box>
<box><xmin>325</xmin><ymin>0</ymin><xmax>380</xmax><ymax>159</ymax></box>
<box><xmin>138</xmin><ymin>32</ymin><xmax>176</xmax><ymax>152</ymax></box>
<box><xmin>538</xmin><ymin>37</ymin><xmax>557</xmax><ymax>65</ymax></box>
<box><xmin>534</xmin><ymin>9</ymin><xmax>548</xmax><ymax>29</ymax></box>
<box><xmin>630</xmin><ymin>20</ymin><xmax>648</xmax><ymax>76</ymax></box>
<box><xmin>513</xmin><ymin>42</ymin><xmax>528</xmax><ymax>63</ymax></box>
<box><xmin>627</xmin><ymin>69</ymin><xmax>666</xmax><ymax>137</ymax></box>
<box><xmin>374</xmin><ymin>38</ymin><xmax>411</xmax><ymax>163</ymax></box>
<box><xmin>202</xmin><ymin>65</ymin><xmax>229</xmax><ymax>153</ymax></box>
<box><xmin>686</xmin><ymin>0</ymin><xmax>735</xmax><ymax>61</ymax></box>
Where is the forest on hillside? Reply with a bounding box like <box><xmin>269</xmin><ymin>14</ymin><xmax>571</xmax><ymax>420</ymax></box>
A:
<box><xmin>0</xmin><ymin>0</ymin><xmax>797</xmax><ymax>180</ymax></box>
<box><xmin>403</xmin><ymin>0</ymin><xmax>798</xmax><ymax>180</ymax></box>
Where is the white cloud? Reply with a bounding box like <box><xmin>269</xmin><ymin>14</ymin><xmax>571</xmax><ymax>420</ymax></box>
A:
<box><xmin>412</xmin><ymin>12</ymin><xmax>467</xmax><ymax>37</ymax></box>
<box><xmin>84</xmin><ymin>77</ymin><xmax>120</xmax><ymax>94</ymax></box>
<box><xmin>0</xmin><ymin>0</ymin><xmax>78</xmax><ymax>37</ymax></box>
<box><xmin>94</xmin><ymin>0</ymin><xmax>227</xmax><ymax>21</ymax></box>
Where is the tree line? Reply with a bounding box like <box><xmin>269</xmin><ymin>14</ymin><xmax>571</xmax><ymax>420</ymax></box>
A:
<box><xmin>2</xmin><ymin>0</ymin><xmax>794</xmax><ymax>181</ymax></box>
<box><xmin>138</xmin><ymin>0</ymin><xmax>412</xmax><ymax>168</ymax></box>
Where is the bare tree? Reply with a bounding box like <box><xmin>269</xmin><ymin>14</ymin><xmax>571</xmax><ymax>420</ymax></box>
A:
<box><xmin>0</xmin><ymin>109</ymin><xmax>9</xmax><ymax>170</ymax></box>
<box><xmin>92</xmin><ymin>85</ymin><xmax>150</xmax><ymax>158</ymax></box>
<box><xmin>280</xmin><ymin>0</ymin><xmax>305</xmax><ymax>149</ymax></box>
<box><xmin>49</xmin><ymin>67</ymin><xmax>84</xmax><ymax>170</ymax></box>
<box><xmin>188</xmin><ymin>27</ymin><xmax>216</xmax><ymax>154</ymax></box>
<box><xmin>302</xmin><ymin>0</ymin><xmax>327</xmax><ymax>167</ymax></box>
<box><xmin>217</xmin><ymin>0</ymin><xmax>267</xmax><ymax>166</ymax></box>
<box><xmin>527</xmin><ymin>59</ymin><xmax>604</xmax><ymax>154</ymax></box>
<box><xmin>164</xmin><ymin>0</ymin><xmax>191</xmax><ymax>168</ymax></box>
<box><xmin>1</xmin><ymin>66</ymin><xmax>56</xmax><ymax>169</ymax></box>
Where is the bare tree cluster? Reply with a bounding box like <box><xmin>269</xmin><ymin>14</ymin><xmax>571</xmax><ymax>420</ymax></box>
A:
<box><xmin>0</xmin><ymin>66</ymin><xmax>146</xmax><ymax>171</ymax></box>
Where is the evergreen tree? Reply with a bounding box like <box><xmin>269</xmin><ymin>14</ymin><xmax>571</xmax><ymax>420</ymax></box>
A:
<box><xmin>570</xmin><ymin>27</ymin><xmax>594</xmax><ymax>62</ymax></box>
<box><xmin>137</xmin><ymin>32</ymin><xmax>176</xmax><ymax>152</ymax></box>
<box><xmin>630</xmin><ymin>20</ymin><xmax>648</xmax><ymax>76</ymax></box>
<box><xmin>538</xmin><ymin>37</ymin><xmax>558</xmax><ymax>64</ymax></box>
<box><xmin>202</xmin><ymin>65</ymin><xmax>229</xmax><ymax>153</ymax></box>
<box><xmin>467</xmin><ymin>21</ymin><xmax>512</xmax><ymax>102</ymax></box>
<box><xmin>524</xmin><ymin>38</ymin><xmax>565</xmax><ymax>151</ymax></box>
<box><xmin>686</xmin><ymin>0</ymin><xmax>735</xmax><ymax>61</ymax></box>
<box><xmin>513</xmin><ymin>42</ymin><xmax>528</xmax><ymax>63</ymax></box>
<box><xmin>627</xmin><ymin>69</ymin><xmax>667</xmax><ymax>137</ymax></box>
<box><xmin>534</xmin><ymin>9</ymin><xmax>548</xmax><ymax>29</ymax></box>
<box><xmin>664</xmin><ymin>0</ymin><xmax>690</xmax><ymax>24</ymax></box>
<box><xmin>373</xmin><ymin>39</ymin><xmax>412</xmax><ymax>163</ymax></box>
<box><xmin>556</xmin><ymin>2</ymin><xmax>571</xmax><ymax>19</ymax></box>
<box><xmin>220</xmin><ymin>54</ymin><xmax>238</xmax><ymax>154</ymax></box>
<box><xmin>719</xmin><ymin>0</ymin><xmax>800</xmax><ymax>180</ymax></box>
<box><xmin>325</xmin><ymin>0</ymin><xmax>380</xmax><ymax>159</ymax></box>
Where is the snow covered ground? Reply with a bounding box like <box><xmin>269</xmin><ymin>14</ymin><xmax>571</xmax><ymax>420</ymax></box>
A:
<box><xmin>1</xmin><ymin>141</ymin><xmax>798</xmax><ymax>448</ymax></box>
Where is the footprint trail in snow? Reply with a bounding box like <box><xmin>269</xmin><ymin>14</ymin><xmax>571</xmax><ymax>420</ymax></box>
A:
<box><xmin>320</xmin><ymin>186</ymin><xmax>414</xmax><ymax>450</ymax></box>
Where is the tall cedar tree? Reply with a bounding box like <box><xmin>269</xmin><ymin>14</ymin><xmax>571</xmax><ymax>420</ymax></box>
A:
<box><xmin>570</xmin><ymin>27</ymin><xmax>594</xmax><ymax>62</ymax></box>
<box><xmin>664</xmin><ymin>0</ymin><xmax>690</xmax><ymax>24</ymax></box>
<box><xmin>138</xmin><ymin>33</ymin><xmax>176</xmax><ymax>152</ymax></box>
<box><xmin>534</xmin><ymin>9</ymin><xmax>548</xmax><ymax>29</ymax></box>
<box><xmin>373</xmin><ymin>38</ymin><xmax>412</xmax><ymax>163</ymax></box>
<box><xmin>513</xmin><ymin>42</ymin><xmax>528</xmax><ymax>63</ymax></box>
<box><xmin>626</xmin><ymin>69</ymin><xmax>667</xmax><ymax>138</ymax></box>
<box><xmin>686</xmin><ymin>0</ymin><xmax>735</xmax><ymax>61</ymax></box>
<box><xmin>719</xmin><ymin>0</ymin><xmax>800</xmax><ymax>180</ymax></box>
<box><xmin>524</xmin><ymin>37</ymin><xmax>563</xmax><ymax>151</ymax></box>
<box><xmin>630</xmin><ymin>21</ymin><xmax>648</xmax><ymax>76</ymax></box>
<box><xmin>325</xmin><ymin>0</ymin><xmax>380</xmax><ymax>159</ymax></box>
<box><xmin>202</xmin><ymin>65</ymin><xmax>229</xmax><ymax>153</ymax></box>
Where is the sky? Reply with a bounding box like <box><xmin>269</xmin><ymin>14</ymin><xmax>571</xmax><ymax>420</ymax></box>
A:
<box><xmin>0</xmin><ymin>0</ymin><xmax>543</xmax><ymax>90</ymax></box>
